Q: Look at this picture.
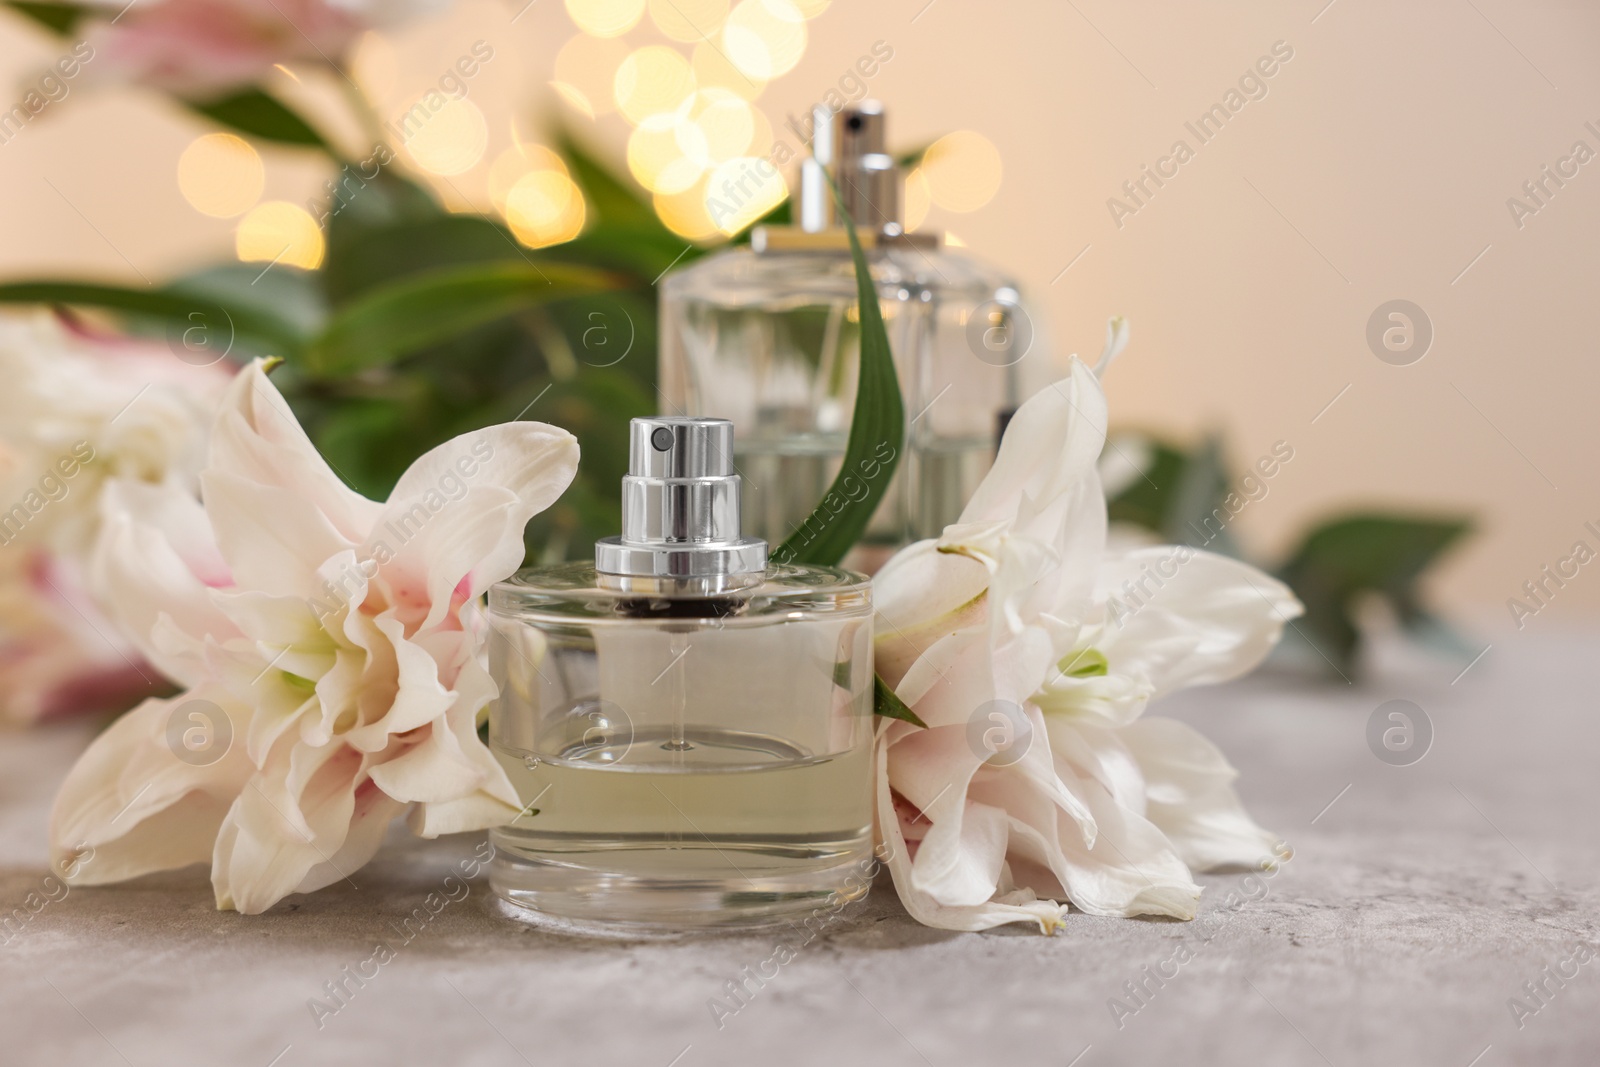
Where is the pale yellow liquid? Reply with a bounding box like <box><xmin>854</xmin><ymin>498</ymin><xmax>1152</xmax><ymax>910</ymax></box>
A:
<box><xmin>493</xmin><ymin>727</ymin><xmax>873</xmax><ymax>880</ymax></box>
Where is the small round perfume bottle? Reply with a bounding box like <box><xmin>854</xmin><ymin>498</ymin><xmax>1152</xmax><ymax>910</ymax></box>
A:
<box><xmin>487</xmin><ymin>417</ymin><xmax>876</xmax><ymax>930</ymax></box>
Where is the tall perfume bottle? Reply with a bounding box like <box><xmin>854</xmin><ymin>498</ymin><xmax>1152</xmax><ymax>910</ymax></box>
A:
<box><xmin>660</xmin><ymin>101</ymin><xmax>1050</xmax><ymax>558</ymax></box>
<box><xmin>487</xmin><ymin>417</ymin><xmax>875</xmax><ymax>930</ymax></box>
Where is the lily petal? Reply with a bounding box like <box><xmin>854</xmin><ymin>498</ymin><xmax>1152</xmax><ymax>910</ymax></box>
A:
<box><xmin>1122</xmin><ymin>716</ymin><xmax>1282</xmax><ymax>872</ymax></box>
<box><xmin>51</xmin><ymin>688</ymin><xmax>253</xmax><ymax>885</ymax></box>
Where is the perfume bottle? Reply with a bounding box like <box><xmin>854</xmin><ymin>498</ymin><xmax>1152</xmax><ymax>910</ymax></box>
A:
<box><xmin>487</xmin><ymin>417</ymin><xmax>876</xmax><ymax>930</ymax></box>
<box><xmin>660</xmin><ymin>101</ymin><xmax>1051</xmax><ymax>559</ymax></box>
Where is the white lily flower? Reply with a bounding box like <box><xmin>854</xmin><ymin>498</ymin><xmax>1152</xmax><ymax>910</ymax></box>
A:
<box><xmin>874</xmin><ymin>328</ymin><xmax>1300</xmax><ymax>933</ymax></box>
<box><xmin>49</xmin><ymin>359</ymin><xmax>579</xmax><ymax>913</ymax></box>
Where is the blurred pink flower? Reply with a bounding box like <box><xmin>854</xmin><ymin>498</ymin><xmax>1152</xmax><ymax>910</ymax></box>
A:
<box><xmin>0</xmin><ymin>311</ymin><xmax>231</xmax><ymax>723</ymax></box>
<box><xmin>79</xmin><ymin>0</ymin><xmax>450</xmax><ymax>97</ymax></box>
<box><xmin>0</xmin><ymin>549</ymin><xmax>158</xmax><ymax>725</ymax></box>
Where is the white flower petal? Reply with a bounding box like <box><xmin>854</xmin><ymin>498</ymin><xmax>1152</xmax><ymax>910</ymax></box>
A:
<box><xmin>1096</xmin><ymin>546</ymin><xmax>1302</xmax><ymax>699</ymax></box>
<box><xmin>1122</xmin><ymin>717</ymin><xmax>1282</xmax><ymax>872</ymax></box>
<box><xmin>955</xmin><ymin>359</ymin><xmax>1107</xmax><ymax>531</ymax></box>
<box><xmin>51</xmin><ymin>689</ymin><xmax>253</xmax><ymax>885</ymax></box>
<box><xmin>211</xmin><ymin>743</ymin><xmax>365</xmax><ymax>914</ymax></box>
<box><xmin>208</xmin><ymin>362</ymin><xmax>381</xmax><ymax>545</ymax></box>
<box><xmin>1045</xmin><ymin>774</ymin><xmax>1201</xmax><ymax>919</ymax></box>
<box><xmin>201</xmin><ymin>469</ymin><xmax>356</xmax><ymax>599</ymax></box>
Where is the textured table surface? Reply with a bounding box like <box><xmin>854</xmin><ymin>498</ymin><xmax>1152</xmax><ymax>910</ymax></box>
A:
<box><xmin>3</xmin><ymin>629</ymin><xmax>1596</xmax><ymax>1067</ymax></box>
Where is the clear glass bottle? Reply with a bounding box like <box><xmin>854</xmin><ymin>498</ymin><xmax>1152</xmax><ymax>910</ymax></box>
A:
<box><xmin>660</xmin><ymin>101</ymin><xmax>1052</xmax><ymax>561</ymax></box>
<box><xmin>487</xmin><ymin>417</ymin><xmax>875</xmax><ymax>931</ymax></box>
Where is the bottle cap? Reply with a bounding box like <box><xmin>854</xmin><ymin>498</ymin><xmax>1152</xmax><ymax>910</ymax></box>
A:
<box><xmin>798</xmin><ymin>101</ymin><xmax>900</xmax><ymax>235</ymax></box>
<box><xmin>595</xmin><ymin>418</ymin><xmax>768</xmax><ymax>593</ymax></box>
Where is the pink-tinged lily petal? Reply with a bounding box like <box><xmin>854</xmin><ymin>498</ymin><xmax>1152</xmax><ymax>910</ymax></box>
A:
<box><xmin>368</xmin><ymin>423</ymin><xmax>579</xmax><ymax>633</ymax></box>
<box><xmin>374</xmin><ymin>652</ymin><xmax>512</xmax><ymax>809</ymax></box>
<box><xmin>91</xmin><ymin>479</ymin><xmax>238</xmax><ymax>688</ymax></box>
<box><xmin>211</xmin><ymin>741</ymin><xmax>366</xmax><ymax>914</ymax></box>
<box><xmin>80</xmin><ymin>0</ymin><xmax>359</xmax><ymax>97</ymax></box>
<box><xmin>874</xmin><ymin>728</ymin><xmax>1068</xmax><ymax>934</ymax></box>
<box><xmin>50</xmin><ymin>687</ymin><xmax>253</xmax><ymax>884</ymax></box>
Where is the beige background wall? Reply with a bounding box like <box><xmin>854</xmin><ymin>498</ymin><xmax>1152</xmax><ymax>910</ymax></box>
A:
<box><xmin>1</xmin><ymin>0</ymin><xmax>1596</xmax><ymax>631</ymax></box>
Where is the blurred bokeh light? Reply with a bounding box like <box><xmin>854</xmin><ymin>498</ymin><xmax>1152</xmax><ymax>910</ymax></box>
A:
<box><xmin>177</xmin><ymin>133</ymin><xmax>264</xmax><ymax>219</ymax></box>
<box><xmin>615</xmin><ymin>45</ymin><xmax>698</xmax><ymax>125</ymax></box>
<box><xmin>921</xmin><ymin>130</ymin><xmax>1003</xmax><ymax>213</ymax></box>
<box><xmin>551</xmin><ymin>34</ymin><xmax>630</xmax><ymax>119</ymax></box>
<box><xmin>648</xmin><ymin>0</ymin><xmax>730</xmax><ymax>42</ymax></box>
<box><xmin>722</xmin><ymin>0</ymin><xmax>807</xmax><ymax>80</ymax></box>
<box><xmin>236</xmin><ymin>202</ymin><xmax>325</xmax><ymax>269</ymax></box>
<box><xmin>564</xmin><ymin>0</ymin><xmax>645</xmax><ymax>37</ymax></box>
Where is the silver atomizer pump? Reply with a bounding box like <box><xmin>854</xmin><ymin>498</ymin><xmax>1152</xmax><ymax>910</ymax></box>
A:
<box><xmin>755</xmin><ymin>101</ymin><xmax>936</xmax><ymax>251</ymax></box>
<box><xmin>594</xmin><ymin>418</ymin><xmax>768</xmax><ymax>595</ymax></box>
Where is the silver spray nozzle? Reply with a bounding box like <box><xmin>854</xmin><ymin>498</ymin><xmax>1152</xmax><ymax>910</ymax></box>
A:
<box><xmin>595</xmin><ymin>418</ymin><xmax>768</xmax><ymax>592</ymax></box>
<box><xmin>798</xmin><ymin>101</ymin><xmax>902</xmax><ymax>235</ymax></box>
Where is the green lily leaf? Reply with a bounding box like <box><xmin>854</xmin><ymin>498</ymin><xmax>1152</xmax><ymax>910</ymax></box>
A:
<box><xmin>1105</xmin><ymin>433</ymin><xmax>1237</xmax><ymax>553</ymax></box>
<box><xmin>1275</xmin><ymin>513</ymin><xmax>1473</xmax><ymax>675</ymax></box>
<box><xmin>1165</xmin><ymin>434</ymin><xmax>1239</xmax><ymax>556</ymax></box>
<box><xmin>304</xmin><ymin>261</ymin><xmax>621</xmax><ymax>376</ymax></box>
<box><xmin>874</xmin><ymin>674</ymin><xmax>927</xmax><ymax>728</ymax></box>
<box><xmin>1104</xmin><ymin>438</ymin><xmax>1185</xmax><ymax>533</ymax></box>
<box><xmin>0</xmin><ymin>279</ymin><xmax>310</xmax><ymax>357</ymax></box>
<box><xmin>5</xmin><ymin>1</ymin><xmax>87</xmax><ymax>33</ymax></box>
<box><xmin>321</xmin><ymin>214</ymin><xmax>525</xmax><ymax>307</ymax></box>
<box><xmin>771</xmin><ymin>185</ymin><xmax>905</xmax><ymax>566</ymax></box>
<box><xmin>185</xmin><ymin>88</ymin><xmax>333</xmax><ymax>151</ymax></box>
<box><xmin>167</xmin><ymin>262</ymin><xmax>327</xmax><ymax>340</ymax></box>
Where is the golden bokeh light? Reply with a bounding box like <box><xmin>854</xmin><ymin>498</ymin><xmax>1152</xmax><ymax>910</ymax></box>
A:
<box><xmin>654</xmin><ymin>175</ymin><xmax>719</xmax><ymax>240</ymax></box>
<box><xmin>177</xmin><ymin>133</ymin><xmax>264</xmax><ymax>219</ymax></box>
<box><xmin>680</xmin><ymin>87</ymin><xmax>755</xmax><ymax>166</ymax></box>
<box><xmin>402</xmin><ymin>97</ymin><xmax>489</xmax><ymax>176</ymax></box>
<box><xmin>692</xmin><ymin>40</ymin><xmax>764</xmax><ymax>101</ymax></box>
<box><xmin>504</xmin><ymin>170</ymin><xmax>586</xmax><ymax>248</ymax></box>
<box><xmin>705</xmin><ymin>155</ymin><xmax>787</xmax><ymax>235</ymax></box>
<box><xmin>649</xmin><ymin>0</ymin><xmax>729</xmax><ymax>42</ymax></box>
<box><xmin>902</xmin><ymin>166</ymin><xmax>931</xmax><ymax>231</ymax></box>
<box><xmin>791</xmin><ymin>0</ymin><xmax>829</xmax><ymax>14</ymax></box>
<box><xmin>722</xmin><ymin>0</ymin><xmax>806</xmax><ymax>80</ymax></box>
<box><xmin>628</xmin><ymin>114</ymin><xmax>706</xmax><ymax>195</ymax></box>
<box><xmin>236</xmin><ymin>202</ymin><xmax>325</xmax><ymax>269</ymax></box>
<box><xmin>921</xmin><ymin>130</ymin><xmax>1003</xmax><ymax>213</ymax></box>
<box><xmin>745</xmin><ymin>105</ymin><xmax>774</xmax><ymax>158</ymax></box>
<box><xmin>488</xmin><ymin>142</ymin><xmax>570</xmax><ymax>213</ymax></box>
<box><xmin>565</xmin><ymin>0</ymin><xmax>645</xmax><ymax>37</ymax></box>
<box><xmin>551</xmin><ymin>33</ymin><xmax>630</xmax><ymax>119</ymax></box>
<box><xmin>615</xmin><ymin>45</ymin><xmax>697</xmax><ymax>125</ymax></box>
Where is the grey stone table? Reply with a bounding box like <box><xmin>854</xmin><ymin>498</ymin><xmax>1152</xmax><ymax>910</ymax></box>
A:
<box><xmin>3</xmin><ymin>629</ymin><xmax>1596</xmax><ymax>1067</ymax></box>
